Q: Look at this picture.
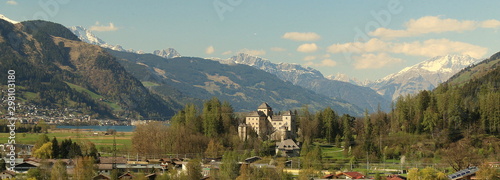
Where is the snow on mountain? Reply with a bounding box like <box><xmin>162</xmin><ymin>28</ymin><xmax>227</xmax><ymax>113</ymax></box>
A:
<box><xmin>369</xmin><ymin>54</ymin><xmax>482</xmax><ymax>100</ymax></box>
<box><xmin>0</xmin><ymin>14</ymin><xmax>19</xmax><ymax>24</ymax></box>
<box><xmin>153</xmin><ymin>48</ymin><xmax>181</xmax><ymax>59</ymax></box>
<box><xmin>220</xmin><ymin>53</ymin><xmax>325</xmax><ymax>84</ymax></box>
<box><xmin>326</xmin><ymin>73</ymin><xmax>371</xmax><ymax>86</ymax></box>
<box><xmin>68</xmin><ymin>26</ymin><xmax>178</xmax><ymax>58</ymax></box>
<box><xmin>68</xmin><ymin>26</ymin><xmax>106</xmax><ymax>45</ymax></box>
<box><xmin>216</xmin><ymin>53</ymin><xmax>390</xmax><ymax>112</ymax></box>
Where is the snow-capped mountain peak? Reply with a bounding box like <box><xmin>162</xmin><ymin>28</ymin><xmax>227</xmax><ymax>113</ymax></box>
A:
<box><xmin>326</xmin><ymin>73</ymin><xmax>371</xmax><ymax>86</ymax></box>
<box><xmin>419</xmin><ymin>54</ymin><xmax>476</xmax><ymax>72</ymax></box>
<box><xmin>371</xmin><ymin>54</ymin><xmax>482</xmax><ymax>100</ymax></box>
<box><xmin>68</xmin><ymin>25</ymin><xmax>179</xmax><ymax>57</ymax></box>
<box><xmin>153</xmin><ymin>48</ymin><xmax>181</xmax><ymax>59</ymax></box>
<box><xmin>68</xmin><ymin>26</ymin><xmax>106</xmax><ymax>45</ymax></box>
<box><xmin>0</xmin><ymin>14</ymin><xmax>19</xmax><ymax>24</ymax></box>
<box><xmin>217</xmin><ymin>53</ymin><xmax>325</xmax><ymax>83</ymax></box>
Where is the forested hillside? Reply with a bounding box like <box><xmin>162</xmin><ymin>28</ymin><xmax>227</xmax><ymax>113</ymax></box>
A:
<box><xmin>108</xmin><ymin>49</ymin><xmax>363</xmax><ymax>115</ymax></box>
<box><xmin>0</xmin><ymin>20</ymin><xmax>175</xmax><ymax>118</ymax></box>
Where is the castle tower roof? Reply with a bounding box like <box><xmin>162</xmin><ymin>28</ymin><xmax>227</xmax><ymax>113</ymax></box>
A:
<box><xmin>258</xmin><ymin>102</ymin><xmax>271</xmax><ymax>109</ymax></box>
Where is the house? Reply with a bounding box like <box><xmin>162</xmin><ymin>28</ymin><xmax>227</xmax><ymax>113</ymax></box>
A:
<box><xmin>0</xmin><ymin>170</ymin><xmax>15</xmax><ymax>179</ymax></box>
<box><xmin>239</xmin><ymin>103</ymin><xmax>297</xmax><ymax>140</ymax></box>
<box><xmin>386</xmin><ymin>174</ymin><xmax>407</xmax><ymax>180</ymax></box>
<box><xmin>275</xmin><ymin>139</ymin><xmax>300</xmax><ymax>157</ymax></box>
<box><xmin>98</xmin><ymin>157</ymin><xmax>127</xmax><ymax>175</ymax></box>
<box><xmin>323</xmin><ymin>172</ymin><xmax>366</xmax><ymax>179</ymax></box>
<box><xmin>99</xmin><ymin>157</ymin><xmax>128</xmax><ymax>164</ymax></box>
<box><xmin>145</xmin><ymin>173</ymin><xmax>157</xmax><ymax>180</ymax></box>
<box><xmin>448</xmin><ymin>166</ymin><xmax>479</xmax><ymax>180</ymax></box>
<box><xmin>13</xmin><ymin>161</ymin><xmax>40</xmax><ymax>173</ymax></box>
<box><xmin>342</xmin><ymin>172</ymin><xmax>366</xmax><ymax>179</ymax></box>
<box><xmin>93</xmin><ymin>174</ymin><xmax>112</xmax><ymax>180</ymax></box>
<box><xmin>118</xmin><ymin>172</ymin><xmax>134</xmax><ymax>180</ymax></box>
<box><xmin>244</xmin><ymin>156</ymin><xmax>261</xmax><ymax>164</ymax></box>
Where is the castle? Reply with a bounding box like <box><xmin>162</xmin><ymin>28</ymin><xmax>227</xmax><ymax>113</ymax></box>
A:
<box><xmin>238</xmin><ymin>103</ymin><xmax>297</xmax><ymax>141</ymax></box>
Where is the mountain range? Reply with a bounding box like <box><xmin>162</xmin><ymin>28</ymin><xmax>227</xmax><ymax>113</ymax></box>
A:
<box><xmin>67</xmin><ymin>24</ymin><xmax>482</xmax><ymax>112</ymax></box>
<box><xmin>68</xmin><ymin>24</ymin><xmax>386</xmax><ymax>113</ymax></box>
<box><xmin>68</xmin><ymin>21</ymin><xmax>485</xmax><ymax>113</ymax></box>
<box><xmin>68</xmin><ymin>26</ymin><xmax>181</xmax><ymax>59</ymax></box>
<box><xmin>0</xmin><ymin>14</ymin><xmax>492</xmax><ymax>118</ymax></box>
<box><xmin>107</xmin><ymin>50</ymin><xmax>362</xmax><ymax>114</ymax></box>
<box><xmin>0</xmin><ymin>19</ymin><xmax>176</xmax><ymax>119</ymax></box>
<box><xmin>368</xmin><ymin>54</ymin><xmax>481</xmax><ymax>100</ymax></box>
<box><xmin>216</xmin><ymin>53</ymin><xmax>391</xmax><ymax>112</ymax></box>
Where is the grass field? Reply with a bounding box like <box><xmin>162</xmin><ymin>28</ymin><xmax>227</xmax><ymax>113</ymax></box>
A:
<box><xmin>0</xmin><ymin>129</ymin><xmax>133</xmax><ymax>151</ymax></box>
<box><xmin>321</xmin><ymin>145</ymin><xmax>346</xmax><ymax>160</ymax></box>
<box><xmin>64</xmin><ymin>82</ymin><xmax>123</xmax><ymax>111</ymax></box>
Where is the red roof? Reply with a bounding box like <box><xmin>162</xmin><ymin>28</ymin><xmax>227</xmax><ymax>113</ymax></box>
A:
<box><xmin>386</xmin><ymin>174</ymin><xmax>407</xmax><ymax>180</ymax></box>
<box><xmin>343</xmin><ymin>172</ymin><xmax>365</xmax><ymax>179</ymax></box>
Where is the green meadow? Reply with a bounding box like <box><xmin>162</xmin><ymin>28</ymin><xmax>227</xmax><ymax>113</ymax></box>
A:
<box><xmin>0</xmin><ymin>129</ymin><xmax>133</xmax><ymax>152</ymax></box>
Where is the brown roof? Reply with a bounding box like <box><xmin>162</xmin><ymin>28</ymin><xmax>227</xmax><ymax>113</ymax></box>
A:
<box><xmin>0</xmin><ymin>170</ymin><xmax>15</xmax><ymax>176</ymax></box>
<box><xmin>97</xmin><ymin>164</ymin><xmax>113</xmax><ymax>170</ymax></box>
<box><xmin>118</xmin><ymin>172</ymin><xmax>134</xmax><ymax>178</ymax></box>
<box><xmin>343</xmin><ymin>172</ymin><xmax>365</xmax><ymax>179</ymax></box>
<box><xmin>276</xmin><ymin>139</ymin><xmax>300</xmax><ymax>150</ymax></box>
<box><xmin>99</xmin><ymin>157</ymin><xmax>127</xmax><ymax>164</ymax></box>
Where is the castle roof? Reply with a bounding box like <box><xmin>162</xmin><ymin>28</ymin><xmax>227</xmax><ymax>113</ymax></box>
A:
<box><xmin>258</xmin><ymin>102</ymin><xmax>271</xmax><ymax>109</ymax></box>
<box><xmin>247</xmin><ymin>111</ymin><xmax>266</xmax><ymax>117</ymax></box>
<box><xmin>282</xmin><ymin>110</ymin><xmax>292</xmax><ymax>116</ymax></box>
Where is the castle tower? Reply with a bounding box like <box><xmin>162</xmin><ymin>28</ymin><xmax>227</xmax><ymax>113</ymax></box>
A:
<box><xmin>238</xmin><ymin>123</ymin><xmax>247</xmax><ymax>141</ymax></box>
<box><xmin>257</xmin><ymin>102</ymin><xmax>273</xmax><ymax>117</ymax></box>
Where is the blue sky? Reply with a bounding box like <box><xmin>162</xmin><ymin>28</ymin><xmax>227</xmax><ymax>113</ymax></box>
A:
<box><xmin>2</xmin><ymin>0</ymin><xmax>500</xmax><ymax>81</ymax></box>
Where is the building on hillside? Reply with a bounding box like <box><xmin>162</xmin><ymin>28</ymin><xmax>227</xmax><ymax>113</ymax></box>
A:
<box><xmin>275</xmin><ymin>139</ymin><xmax>300</xmax><ymax>157</ymax></box>
<box><xmin>0</xmin><ymin>170</ymin><xmax>15</xmax><ymax>179</ymax></box>
<box><xmin>238</xmin><ymin>103</ymin><xmax>297</xmax><ymax>141</ymax></box>
<box><xmin>448</xmin><ymin>166</ymin><xmax>479</xmax><ymax>180</ymax></box>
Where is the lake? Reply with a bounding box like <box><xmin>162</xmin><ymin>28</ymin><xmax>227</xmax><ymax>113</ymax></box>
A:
<box><xmin>56</xmin><ymin>125</ymin><xmax>136</xmax><ymax>132</ymax></box>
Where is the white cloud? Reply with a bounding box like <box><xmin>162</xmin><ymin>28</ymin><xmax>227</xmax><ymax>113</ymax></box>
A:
<box><xmin>353</xmin><ymin>53</ymin><xmax>403</xmax><ymax>69</ymax></box>
<box><xmin>304</xmin><ymin>59</ymin><xmax>337</xmax><ymax>67</ymax></box>
<box><xmin>205</xmin><ymin>45</ymin><xmax>215</xmax><ymax>54</ymax></box>
<box><xmin>481</xmin><ymin>19</ymin><xmax>500</xmax><ymax>28</ymax></box>
<box><xmin>370</xmin><ymin>16</ymin><xmax>475</xmax><ymax>38</ymax></box>
<box><xmin>238</xmin><ymin>48</ymin><xmax>266</xmax><ymax>56</ymax></box>
<box><xmin>327</xmin><ymin>38</ymin><xmax>388</xmax><ymax>54</ymax></box>
<box><xmin>270</xmin><ymin>47</ymin><xmax>286</xmax><ymax>52</ymax></box>
<box><xmin>327</xmin><ymin>38</ymin><xmax>487</xmax><ymax>59</ymax></box>
<box><xmin>297</xmin><ymin>43</ymin><xmax>318</xmax><ymax>53</ymax></box>
<box><xmin>282</xmin><ymin>32</ymin><xmax>320</xmax><ymax>41</ymax></box>
<box><xmin>222</xmin><ymin>50</ymin><xmax>233</xmax><ymax>55</ymax></box>
<box><xmin>90</xmin><ymin>22</ymin><xmax>118</xmax><ymax>32</ymax></box>
<box><xmin>370</xmin><ymin>16</ymin><xmax>500</xmax><ymax>38</ymax></box>
<box><xmin>6</xmin><ymin>0</ymin><xmax>17</xmax><ymax>5</ymax></box>
<box><xmin>303</xmin><ymin>56</ymin><xmax>316</xmax><ymax>61</ymax></box>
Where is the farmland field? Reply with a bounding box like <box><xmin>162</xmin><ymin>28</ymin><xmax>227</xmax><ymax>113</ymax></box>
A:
<box><xmin>0</xmin><ymin>129</ymin><xmax>133</xmax><ymax>151</ymax></box>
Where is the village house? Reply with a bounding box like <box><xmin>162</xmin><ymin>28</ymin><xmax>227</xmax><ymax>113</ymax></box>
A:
<box><xmin>0</xmin><ymin>170</ymin><xmax>15</xmax><ymax>179</ymax></box>
<box><xmin>448</xmin><ymin>166</ymin><xmax>479</xmax><ymax>180</ymax></box>
<box><xmin>275</xmin><ymin>139</ymin><xmax>300</xmax><ymax>157</ymax></box>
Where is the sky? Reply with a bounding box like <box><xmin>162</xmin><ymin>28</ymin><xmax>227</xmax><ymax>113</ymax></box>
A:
<box><xmin>2</xmin><ymin>0</ymin><xmax>500</xmax><ymax>81</ymax></box>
